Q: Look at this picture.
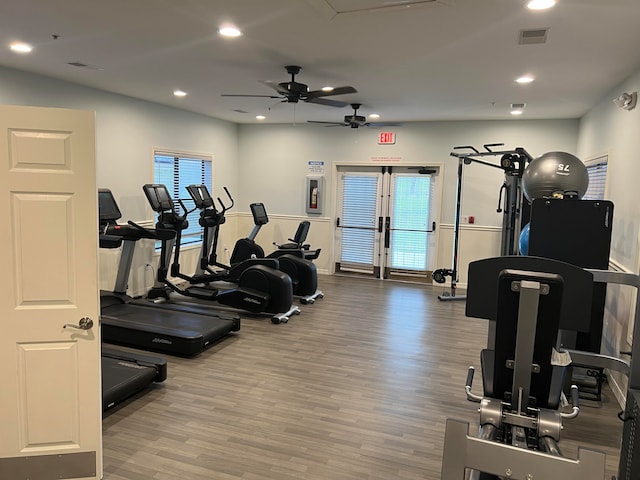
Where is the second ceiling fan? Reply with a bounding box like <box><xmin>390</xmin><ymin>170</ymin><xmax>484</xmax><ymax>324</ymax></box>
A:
<box><xmin>308</xmin><ymin>103</ymin><xmax>403</xmax><ymax>128</ymax></box>
<box><xmin>221</xmin><ymin>65</ymin><xmax>357</xmax><ymax>108</ymax></box>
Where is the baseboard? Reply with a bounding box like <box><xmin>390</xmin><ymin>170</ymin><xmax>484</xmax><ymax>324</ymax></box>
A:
<box><xmin>606</xmin><ymin>368</ymin><xmax>627</xmax><ymax>409</ymax></box>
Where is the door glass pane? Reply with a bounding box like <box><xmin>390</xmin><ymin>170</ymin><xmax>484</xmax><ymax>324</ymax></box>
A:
<box><xmin>341</xmin><ymin>175</ymin><xmax>379</xmax><ymax>265</ymax></box>
<box><xmin>390</xmin><ymin>175</ymin><xmax>431</xmax><ymax>271</ymax></box>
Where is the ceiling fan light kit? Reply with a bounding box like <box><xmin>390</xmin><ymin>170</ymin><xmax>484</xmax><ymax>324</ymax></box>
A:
<box><xmin>308</xmin><ymin>103</ymin><xmax>403</xmax><ymax>129</ymax></box>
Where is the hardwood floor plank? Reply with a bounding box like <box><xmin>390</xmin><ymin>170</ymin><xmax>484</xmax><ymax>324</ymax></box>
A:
<box><xmin>103</xmin><ymin>275</ymin><xmax>624</xmax><ymax>479</ymax></box>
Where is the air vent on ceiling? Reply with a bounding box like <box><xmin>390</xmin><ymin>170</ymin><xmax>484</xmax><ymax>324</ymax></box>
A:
<box><xmin>307</xmin><ymin>0</ymin><xmax>446</xmax><ymax>19</ymax></box>
<box><xmin>232</xmin><ymin>109</ymin><xmax>249</xmax><ymax>114</ymax></box>
<box><xmin>511</xmin><ymin>103</ymin><xmax>526</xmax><ymax>109</ymax></box>
<box><xmin>518</xmin><ymin>28</ymin><xmax>548</xmax><ymax>45</ymax></box>
<box><xmin>67</xmin><ymin>62</ymin><xmax>104</xmax><ymax>70</ymax></box>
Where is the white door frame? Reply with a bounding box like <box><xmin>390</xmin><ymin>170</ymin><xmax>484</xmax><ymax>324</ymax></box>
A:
<box><xmin>330</xmin><ymin>160</ymin><xmax>445</xmax><ymax>276</ymax></box>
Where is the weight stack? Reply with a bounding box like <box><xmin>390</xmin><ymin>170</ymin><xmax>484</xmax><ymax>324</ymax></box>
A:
<box><xmin>619</xmin><ymin>388</ymin><xmax>640</xmax><ymax>480</ymax></box>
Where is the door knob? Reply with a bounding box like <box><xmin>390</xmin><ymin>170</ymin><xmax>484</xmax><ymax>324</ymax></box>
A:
<box><xmin>63</xmin><ymin>317</ymin><xmax>94</xmax><ymax>330</ymax></box>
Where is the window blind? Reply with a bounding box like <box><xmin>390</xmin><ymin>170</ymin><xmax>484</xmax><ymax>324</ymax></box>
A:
<box><xmin>340</xmin><ymin>174</ymin><xmax>379</xmax><ymax>265</ymax></box>
<box><xmin>583</xmin><ymin>160</ymin><xmax>607</xmax><ymax>200</ymax></box>
<box><xmin>154</xmin><ymin>152</ymin><xmax>212</xmax><ymax>245</ymax></box>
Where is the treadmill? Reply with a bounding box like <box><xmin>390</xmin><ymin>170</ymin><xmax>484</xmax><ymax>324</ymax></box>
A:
<box><xmin>99</xmin><ymin>189</ymin><xmax>240</xmax><ymax>357</ymax></box>
<box><xmin>102</xmin><ymin>346</ymin><xmax>167</xmax><ymax>412</ymax></box>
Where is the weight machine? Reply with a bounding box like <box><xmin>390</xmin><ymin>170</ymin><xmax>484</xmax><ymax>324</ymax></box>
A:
<box><xmin>433</xmin><ymin>143</ymin><xmax>532</xmax><ymax>301</ymax></box>
<box><xmin>441</xmin><ymin>255</ymin><xmax>640</xmax><ymax>479</ymax></box>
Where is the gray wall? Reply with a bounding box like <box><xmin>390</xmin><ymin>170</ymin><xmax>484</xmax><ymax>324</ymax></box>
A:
<box><xmin>1</xmin><ymin>65</ymin><xmax>579</xmax><ymax>232</ymax></box>
<box><xmin>578</xmin><ymin>67</ymin><xmax>640</xmax><ymax>270</ymax></box>
<box><xmin>576</xmin><ymin>65</ymin><xmax>640</xmax><ymax>403</ymax></box>
<box><xmin>0</xmin><ymin>66</ymin><xmax>239</xmax><ymax>222</ymax></box>
<box><xmin>238</xmin><ymin>120</ymin><xmax>579</xmax><ymax>227</ymax></box>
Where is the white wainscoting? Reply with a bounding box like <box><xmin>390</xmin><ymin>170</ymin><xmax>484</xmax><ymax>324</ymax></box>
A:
<box><xmin>98</xmin><ymin>213</ymin><xmax>334</xmax><ymax>298</ymax></box>
<box><xmin>234</xmin><ymin>213</ymin><xmax>333</xmax><ymax>274</ymax></box>
<box><xmin>601</xmin><ymin>258</ymin><xmax>636</xmax><ymax>408</ymax></box>
<box><xmin>434</xmin><ymin>223</ymin><xmax>503</xmax><ymax>287</ymax></box>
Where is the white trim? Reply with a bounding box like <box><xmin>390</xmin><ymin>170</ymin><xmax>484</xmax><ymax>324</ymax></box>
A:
<box><xmin>605</xmin><ymin>257</ymin><xmax>637</xmax><ymax>408</ymax></box>
<box><xmin>234</xmin><ymin>211</ymin><xmax>333</xmax><ymax>222</ymax></box>
<box><xmin>438</xmin><ymin>223</ymin><xmax>502</xmax><ymax>233</ymax></box>
<box><xmin>607</xmin><ymin>368</ymin><xmax>626</xmax><ymax>409</ymax></box>
<box><xmin>331</xmin><ymin>161</ymin><xmax>446</xmax><ymax>275</ymax></box>
<box><xmin>152</xmin><ymin>146</ymin><xmax>214</xmax><ymax>162</ymax></box>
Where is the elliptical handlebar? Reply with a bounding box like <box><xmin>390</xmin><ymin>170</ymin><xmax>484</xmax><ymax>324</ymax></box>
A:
<box><xmin>216</xmin><ymin>186</ymin><xmax>234</xmax><ymax>214</ymax></box>
<box><xmin>176</xmin><ymin>198</ymin><xmax>197</xmax><ymax>216</ymax></box>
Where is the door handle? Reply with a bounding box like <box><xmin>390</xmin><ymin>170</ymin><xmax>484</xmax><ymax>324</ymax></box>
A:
<box><xmin>64</xmin><ymin>317</ymin><xmax>94</xmax><ymax>330</ymax></box>
<box><xmin>384</xmin><ymin>217</ymin><xmax>391</xmax><ymax>248</ymax></box>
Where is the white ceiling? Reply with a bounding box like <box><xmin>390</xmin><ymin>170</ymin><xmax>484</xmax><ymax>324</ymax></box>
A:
<box><xmin>1</xmin><ymin>0</ymin><xmax>640</xmax><ymax>125</ymax></box>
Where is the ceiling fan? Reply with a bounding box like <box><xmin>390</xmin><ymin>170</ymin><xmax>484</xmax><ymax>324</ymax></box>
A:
<box><xmin>221</xmin><ymin>65</ymin><xmax>357</xmax><ymax>107</ymax></box>
<box><xmin>308</xmin><ymin>103</ymin><xmax>403</xmax><ymax>128</ymax></box>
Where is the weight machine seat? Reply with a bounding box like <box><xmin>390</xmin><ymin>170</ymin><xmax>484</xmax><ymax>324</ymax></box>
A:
<box><xmin>480</xmin><ymin>349</ymin><xmax>566</xmax><ymax>410</ymax></box>
<box><xmin>467</xmin><ymin>256</ymin><xmax>595</xmax><ymax>409</ymax></box>
<box><xmin>466</xmin><ymin>255</ymin><xmax>594</xmax><ymax>332</ymax></box>
<box><xmin>488</xmin><ymin>269</ymin><xmax>566</xmax><ymax>409</ymax></box>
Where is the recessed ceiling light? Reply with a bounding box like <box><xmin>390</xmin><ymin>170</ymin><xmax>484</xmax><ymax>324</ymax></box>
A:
<box><xmin>510</xmin><ymin>109</ymin><xmax>524</xmax><ymax>116</ymax></box>
<box><xmin>256</xmin><ymin>115</ymin><xmax>266</xmax><ymax>120</ymax></box>
<box><xmin>368</xmin><ymin>114</ymin><xmax>380</xmax><ymax>119</ymax></box>
<box><xmin>173</xmin><ymin>90</ymin><xmax>187</xmax><ymax>97</ymax></box>
<box><xmin>527</xmin><ymin>0</ymin><xmax>556</xmax><ymax>10</ymax></box>
<box><xmin>515</xmin><ymin>75</ymin><xmax>535</xmax><ymax>84</ymax></box>
<box><xmin>10</xmin><ymin>42</ymin><xmax>33</xmax><ymax>53</ymax></box>
<box><xmin>218</xmin><ymin>25</ymin><xmax>242</xmax><ymax>37</ymax></box>
<box><xmin>321</xmin><ymin>86</ymin><xmax>334</xmax><ymax>92</ymax></box>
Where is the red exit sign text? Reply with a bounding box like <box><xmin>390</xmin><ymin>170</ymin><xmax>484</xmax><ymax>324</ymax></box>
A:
<box><xmin>378</xmin><ymin>131</ymin><xmax>396</xmax><ymax>145</ymax></box>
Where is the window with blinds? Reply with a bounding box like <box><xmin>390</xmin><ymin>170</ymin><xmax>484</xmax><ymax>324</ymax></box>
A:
<box><xmin>153</xmin><ymin>151</ymin><xmax>212</xmax><ymax>246</ymax></box>
<box><xmin>340</xmin><ymin>175</ymin><xmax>379</xmax><ymax>265</ymax></box>
<box><xmin>583</xmin><ymin>157</ymin><xmax>608</xmax><ymax>200</ymax></box>
<box><xmin>390</xmin><ymin>175</ymin><xmax>431</xmax><ymax>271</ymax></box>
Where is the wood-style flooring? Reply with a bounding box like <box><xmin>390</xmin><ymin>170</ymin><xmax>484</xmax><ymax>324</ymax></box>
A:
<box><xmin>102</xmin><ymin>274</ymin><xmax>624</xmax><ymax>479</ymax></box>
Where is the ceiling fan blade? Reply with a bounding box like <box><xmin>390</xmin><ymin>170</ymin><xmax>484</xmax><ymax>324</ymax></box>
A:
<box><xmin>260</xmin><ymin>80</ymin><xmax>289</xmax><ymax>95</ymax></box>
<box><xmin>306</xmin><ymin>86</ymin><xmax>358</xmax><ymax>99</ymax></box>
<box><xmin>307</xmin><ymin>120</ymin><xmax>347</xmax><ymax>126</ymax></box>
<box><xmin>305</xmin><ymin>97</ymin><xmax>348</xmax><ymax>108</ymax></box>
<box><xmin>221</xmin><ymin>94</ymin><xmax>282</xmax><ymax>98</ymax></box>
<box><xmin>367</xmin><ymin>122</ymin><xmax>404</xmax><ymax>127</ymax></box>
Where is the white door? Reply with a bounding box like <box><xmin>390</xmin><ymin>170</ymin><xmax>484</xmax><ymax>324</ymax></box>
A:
<box><xmin>0</xmin><ymin>105</ymin><xmax>102</xmax><ymax>479</ymax></box>
<box><xmin>335</xmin><ymin>166</ymin><xmax>439</xmax><ymax>280</ymax></box>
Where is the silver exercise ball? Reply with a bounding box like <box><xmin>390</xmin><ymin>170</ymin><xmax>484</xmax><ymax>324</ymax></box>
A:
<box><xmin>522</xmin><ymin>151</ymin><xmax>589</xmax><ymax>202</ymax></box>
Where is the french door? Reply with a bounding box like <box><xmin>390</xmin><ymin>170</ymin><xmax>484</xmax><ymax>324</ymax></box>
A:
<box><xmin>335</xmin><ymin>165</ymin><xmax>438</xmax><ymax>280</ymax></box>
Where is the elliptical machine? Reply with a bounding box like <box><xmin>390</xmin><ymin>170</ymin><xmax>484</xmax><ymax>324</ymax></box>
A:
<box><xmin>143</xmin><ymin>183</ymin><xmax>300</xmax><ymax>324</ymax></box>
<box><xmin>230</xmin><ymin>202</ymin><xmax>324</xmax><ymax>305</ymax></box>
<box><xmin>184</xmin><ymin>184</ymin><xmax>279</xmax><ymax>283</ymax></box>
<box><xmin>185</xmin><ymin>184</ymin><xmax>323</xmax><ymax>305</ymax></box>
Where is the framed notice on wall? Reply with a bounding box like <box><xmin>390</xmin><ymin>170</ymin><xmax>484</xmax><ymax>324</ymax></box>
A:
<box><xmin>306</xmin><ymin>176</ymin><xmax>323</xmax><ymax>215</ymax></box>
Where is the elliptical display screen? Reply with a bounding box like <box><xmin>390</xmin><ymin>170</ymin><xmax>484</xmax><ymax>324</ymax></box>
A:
<box><xmin>250</xmin><ymin>203</ymin><xmax>268</xmax><ymax>225</ymax></box>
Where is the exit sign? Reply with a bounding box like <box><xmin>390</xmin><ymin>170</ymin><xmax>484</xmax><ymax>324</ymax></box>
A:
<box><xmin>378</xmin><ymin>131</ymin><xmax>396</xmax><ymax>145</ymax></box>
